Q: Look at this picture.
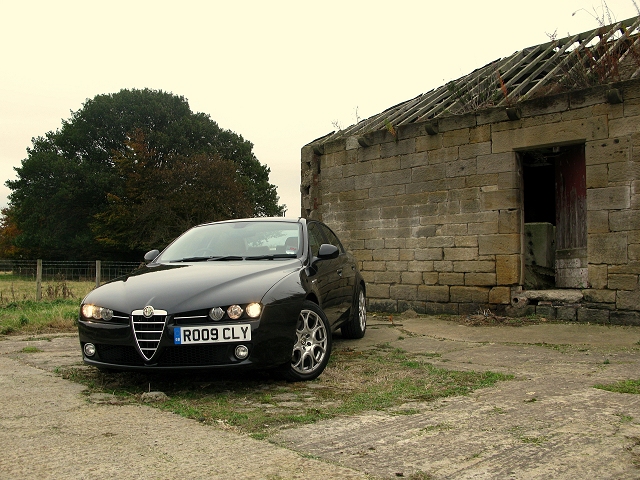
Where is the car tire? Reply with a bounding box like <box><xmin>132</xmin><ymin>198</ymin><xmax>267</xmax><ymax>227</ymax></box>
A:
<box><xmin>279</xmin><ymin>300</ymin><xmax>332</xmax><ymax>382</ymax></box>
<box><xmin>341</xmin><ymin>284</ymin><xmax>366</xmax><ymax>339</ymax></box>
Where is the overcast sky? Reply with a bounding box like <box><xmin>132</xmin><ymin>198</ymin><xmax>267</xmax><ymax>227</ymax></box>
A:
<box><xmin>1</xmin><ymin>1</ymin><xmax>639</xmax><ymax>217</ymax></box>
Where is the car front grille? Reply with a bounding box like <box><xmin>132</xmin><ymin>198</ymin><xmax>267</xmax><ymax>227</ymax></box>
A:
<box><xmin>131</xmin><ymin>309</ymin><xmax>167</xmax><ymax>361</ymax></box>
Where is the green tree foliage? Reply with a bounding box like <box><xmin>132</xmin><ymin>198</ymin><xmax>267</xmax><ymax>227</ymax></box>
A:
<box><xmin>4</xmin><ymin>89</ymin><xmax>284</xmax><ymax>260</ymax></box>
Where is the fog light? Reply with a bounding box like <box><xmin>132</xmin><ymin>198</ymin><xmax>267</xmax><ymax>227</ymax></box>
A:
<box><xmin>234</xmin><ymin>345</ymin><xmax>249</xmax><ymax>360</ymax></box>
<box><xmin>227</xmin><ymin>304</ymin><xmax>243</xmax><ymax>319</ymax></box>
<box><xmin>84</xmin><ymin>343</ymin><xmax>96</xmax><ymax>357</ymax></box>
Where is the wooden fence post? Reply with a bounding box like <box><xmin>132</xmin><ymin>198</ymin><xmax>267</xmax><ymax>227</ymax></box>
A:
<box><xmin>95</xmin><ymin>260</ymin><xmax>101</xmax><ymax>288</ymax></box>
<box><xmin>36</xmin><ymin>259</ymin><xmax>42</xmax><ymax>301</ymax></box>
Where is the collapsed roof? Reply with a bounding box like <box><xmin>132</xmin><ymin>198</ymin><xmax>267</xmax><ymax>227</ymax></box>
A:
<box><xmin>310</xmin><ymin>16</ymin><xmax>640</xmax><ymax>146</ymax></box>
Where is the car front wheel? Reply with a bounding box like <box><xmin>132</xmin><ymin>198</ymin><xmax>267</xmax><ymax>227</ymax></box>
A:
<box><xmin>280</xmin><ymin>300</ymin><xmax>332</xmax><ymax>381</ymax></box>
<box><xmin>341</xmin><ymin>284</ymin><xmax>366</xmax><ymax>339</ymax></box>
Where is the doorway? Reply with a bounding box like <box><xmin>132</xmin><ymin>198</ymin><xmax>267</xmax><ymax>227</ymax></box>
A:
<box><xmin>520</xmin><ymin>144</ymin><xmax>587</xmax><ymax>289</ymax></box>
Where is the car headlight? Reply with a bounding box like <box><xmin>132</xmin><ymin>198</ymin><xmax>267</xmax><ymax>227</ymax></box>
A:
<box><xmin>245</xmin><ymin>303</ymin><xmax>262</xmax><ymax>318</ymax></box>
<box><xmin>227</xmin><ymin>304</ymin><xmax>243</xmax><ymax>319</ymax></box>
<box><xmin>81</xmin><ymin>304</ymin><xmax>114</xmax><ymax>321</ymax></box>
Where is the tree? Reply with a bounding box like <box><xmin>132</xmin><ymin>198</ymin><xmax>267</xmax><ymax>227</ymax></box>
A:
<box><xmin>5</xmin><ymin>89</ymin><xmax>284</xmax><ymax>260</ymax></box>
<box><xmin>92</xmin><ymin>130</ymin><xmax>253</xmax><ymax>253</ymax></box>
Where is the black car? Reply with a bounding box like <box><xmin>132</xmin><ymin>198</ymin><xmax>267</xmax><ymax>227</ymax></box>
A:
<box><xmin>78</xmin><ymin>217</ymin><xmax>366</xmax><ymax>380</ymax></box>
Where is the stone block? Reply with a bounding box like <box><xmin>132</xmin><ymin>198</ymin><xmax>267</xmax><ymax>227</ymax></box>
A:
<box><xmin>577</xmin><ymin>308</ymin><xmax>610</xmax><ymax>323</ymax></box>
<box><xmin>478</xmin><ymin>234</ymin><xmax>521</xmax><ymax>255</ymax></box>
<box><xmin>381</xmin><ymin>139</ymin><xmax>415</xmax><ymax>158</ymax></box>
<box><xmin>402</xmin><ymin>271</ymin><xmax>424</xmax><ymax>285</ymax></box>
<box><xmin>428</xmin><ymin>146</ymin><xmax>459</xmax><ymax>164</ymax></box>
<box><xmin>412</xmin><ymin>163</ymin><xmax>446</xmax><ymax>182</ymax></box>
<box><xmin>426</xmin><ymin>236</ymin><xmax>456</xmax><ymax>248</ymax></box>
<box><xmin>434</xmin><ymin>260</ymin><xmax>453</xmax><ymax>272</ymax></box>
<box><xmin>535</xmin><ymin>305</ymin><xmax>556</xmax><ymax>319</ymax></box>
<box><xmin>608</xmin><ymin>161</ymin><xmax>640</xmax><ymax>183</ymax></box>
<box><xmin>587</xmin><ymin>186</ymin><xmax>631</xmax><ymax>211</ymax></box>
<box><xmin>499</xmin><ymin>210</ymin><xmax>521</xmax><ymax>234</ymax></box>
<box><xmin>369</xmin><ymin>300</ymin><xmax>397</xmax><ymax>312</ymax></box>
<box><xmin>470</xmin><ymin>124</ymin><xmax>491</xmax><ymax>143</ymax></box>
<box><xmin>439</xmin><ymin>272</ymin><xmax>465</xmax><ymax>285</ymax></box>
<box><xmin>588</xmin><ymin>264</ymin><xmax>608</xmax><ymax>289</ymax></box>
<box><xmin>459</xmin><ymin>141</ymin><xmax>491</xmax><ymax>159</ymax></box>
<box><xmin>415</xmin><ymin>248</ymin><xmax>443</xmax><ymax>261</ymax></box>
<box><xmin>366</xmin><ymin>283</ymin><xmax>390</xmax><ymax>298</ymax></box>
<box><xmin>587</xmin><ymin>210</ymin><xmax>609</xmax><ymax>233</ymax></box>
<box><xmin>465</xmin><ymin>273</ymin><xmax>497</xmax><ymax>286</ymax></box>
<box><xmin>489</xmin><ymin>286</ymin><xmax>511</xmax><ymax>304</ymax></box>
<box><xmin>492</xmin><ymin>116</ymin><xmax>608</xmax><ymax>153</ymax></box>
<box><xmin>608</xmin><ymin>274</ymin><xmax>638</xmax><ymax>290</ymax></box>
<box><xmin>415</xmin><ymin>134</ymin><xmax>443</xmax><ymax>153</ymax></box>
<box><xmin>617</xmin><ymin>290</ymin><xmax>640</xmax><ymax>310</ymax></box>
<box><xmin>588</xmin><ymin>233</ymin><xmax>628</xmax><ymax>264</ymax></box>
<box><xmin>586</xmin><ymin>164</ymin><xmax>608</xmax><ymax>188</ymax></box>
<box><xmin>609</xmin><ymin>310</ymin><xmax>640</xmax><ymax>326</ymax></box>
<box><xmin>477</xmin><ymin>152</ymin><xmax>517</xmax><ymax>174</ymax></box>
<box><xmin>609</xmin><ymin>115</ymin><xmax>640</xmax><ymax>138</ymax></box>
<box><xmin>453</xmin><ymin>260</ymin><xmax>495</xmax><ymax>272</ymax></box>
<box><xmin>444</xmin><ymin>248</ymin><xmax>478</xmax><ymax>261</ymax></box>
<box><xmin>582</xmin><ymin>289</ymin><xmax>616</xmax><ymax>303</ymax></box>
<box><xmin>423</xmin><ymin>272</ymin><xmax>439</xmax><ymax>285</ymax></box>
<box><xmin>446</xmin><ymin>158</ymin><xmax>477</xmax><ymax>177</ymax></box>
<box><xmin>450</xmin><ymin>286</ymin><xmax>490</xmax><ymax>303</ymax></box>
<box><xmin>556</xmin><ymin>306</ymin><xmax>577</xmax><ymax>321</ymax></box>
<box><xmin>390</xmin><ymin>284</ymin><xmax>419</xmax><ymax>301</ymax></box>
<box><xmin>585</xmin><ymin>136</ymin><xmax>632</xmax><ymax>165</ymax></box>
<box><xmin>610</xmin><ymin>210</ymin><xmax>640</xmax><ymax>232</ymax></box>
<box><xmin>496</xmin><ymin>254</ymin><xmax>520</xmax><ymax>285</ymax></box>
<box><xmin>480</xmin><ymin>189</ymin><xmax>519</xmax><ymax>211</ymax></box>
<box><xmin>418</xmin><ymin>285</ymin><xmax>450</xmax><ymax>302</ymax></box>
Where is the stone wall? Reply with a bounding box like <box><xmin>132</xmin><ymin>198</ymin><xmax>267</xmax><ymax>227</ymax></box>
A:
<box><xmin>301</xmin><ymin>79</ymin><xmax>640</xmax><ymax>325</ymax></box>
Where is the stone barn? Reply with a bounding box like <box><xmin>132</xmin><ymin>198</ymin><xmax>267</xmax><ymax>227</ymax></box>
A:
<box><xmin>301</xmin><ymin>16</ymin><xmax>640</xmax><ymax>324</ymax></box>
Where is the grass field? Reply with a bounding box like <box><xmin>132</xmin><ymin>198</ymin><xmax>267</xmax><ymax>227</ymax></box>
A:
<box><xmin>0</xmin><ymin>278</ymin><xmax>95</xmax><ymax>335</ymax></box>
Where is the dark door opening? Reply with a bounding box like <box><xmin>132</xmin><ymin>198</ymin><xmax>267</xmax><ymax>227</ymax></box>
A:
<box><xmin>520</xmin><ymin>144</ymin><xmax>587</xmax><ymax>289</ymax></box>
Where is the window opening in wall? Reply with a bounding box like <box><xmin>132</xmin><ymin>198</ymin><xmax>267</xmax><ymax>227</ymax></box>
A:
<box><xmin>520</xmin><ymin>144</ymin><xmax>587</xmax><ymax>290</ymax></box>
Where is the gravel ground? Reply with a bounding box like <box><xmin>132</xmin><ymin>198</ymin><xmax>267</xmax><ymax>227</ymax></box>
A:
<box><xmin>1</xmin><ymin>316</ymin><xmax>640</xmax><ymax>479</ymax></box>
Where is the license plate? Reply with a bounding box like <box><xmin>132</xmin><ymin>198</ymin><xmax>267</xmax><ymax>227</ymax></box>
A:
<box><xmin>173</xmin><ymin>324</ymin><xmax>251</xmax><ymax>345</ymax></box>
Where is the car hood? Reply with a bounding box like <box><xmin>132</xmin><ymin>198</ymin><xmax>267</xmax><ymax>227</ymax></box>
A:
<box><xmin>82</xmin><ymin>260</ymin><xmax>303</xmax><ymax>314</ymax></box>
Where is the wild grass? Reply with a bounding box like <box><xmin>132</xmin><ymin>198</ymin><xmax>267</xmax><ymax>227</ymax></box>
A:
<box><xmin>0</xmin><ymin>278</ymin><xmax>94</xmax><ymax>335</ymax></box>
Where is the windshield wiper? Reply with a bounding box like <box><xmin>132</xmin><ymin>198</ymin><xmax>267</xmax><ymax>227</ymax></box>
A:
<box><xmin>208</xmin><ymin>255</ymin><xmax>245</xmax><ymax>261</ymax></box>
<box><xmin>177</xmin><ymin>255</ymin><xmax>244</xmax><ymax>262</ymax></box>
<box><xmin>245</xmin><ymin>254</ymin><xmax>297</xmax><ymax>260</ymax></box>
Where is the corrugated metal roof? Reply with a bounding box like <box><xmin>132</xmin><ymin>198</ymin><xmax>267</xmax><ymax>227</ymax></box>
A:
<box><xmin>309</xmin><ymin>16</ymin><xmax>640</xmax><ymax>147</ymax></box>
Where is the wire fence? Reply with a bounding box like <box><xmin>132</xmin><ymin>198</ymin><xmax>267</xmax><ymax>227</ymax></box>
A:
<box><xmin>0</xmin><ymin>260</ymin><xmax>141</xmax><ymax>283</ymax></box>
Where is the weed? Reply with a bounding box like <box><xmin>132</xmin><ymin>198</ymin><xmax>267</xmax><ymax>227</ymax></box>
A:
<box><xmin>20</xmin><ymin>346</ymin><xmax>42</xmax><ymax>353</ymax></box>
<box><xmin>57</xmin><ymin>345</ymin><xmax>512</xmax><ymax>437</ymax></box>
<box><xmin>595</xmin><ymin>379</ymin><xmax>640</xmax><ymax>394</ymax></box>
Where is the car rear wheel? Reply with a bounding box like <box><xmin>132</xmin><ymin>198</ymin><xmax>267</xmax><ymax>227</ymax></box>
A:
<box><xmin>280</xmin><ymin>301</ymin><xmax>332</xmax><ymax>381</ymax></box>
<box><xmin>341</xmin><ymin>285</ymin><xmax>366</xmax><ymax>339</ymax></box>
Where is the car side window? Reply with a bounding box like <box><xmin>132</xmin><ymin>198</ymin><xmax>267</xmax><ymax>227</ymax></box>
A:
<box><xmin>318</xmin><ymin>223</ymin><xmax>345</xmax><ymax>254</ymax></box>
<box><xmin>307</xmin><ymin>222</ymin><xmax>324</xmax><ymax>257</ymax></box>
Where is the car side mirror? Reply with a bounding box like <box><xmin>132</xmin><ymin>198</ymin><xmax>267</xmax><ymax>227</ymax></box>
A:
<box><xmin>314</xmin><ymin>244</ymin><xmax>339</xmax><ymax>262</ymax></box>
<box><xmin>144</xmin><ymin>249</ymin><xmax>160</xmax><ymax>263</ymax></box>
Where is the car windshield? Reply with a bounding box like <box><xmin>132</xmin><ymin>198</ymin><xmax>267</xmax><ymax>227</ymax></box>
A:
<box><xmin>156</xmin><ymin>221</ymin><xmax>302</xmax><ymax>263</ymax></box>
